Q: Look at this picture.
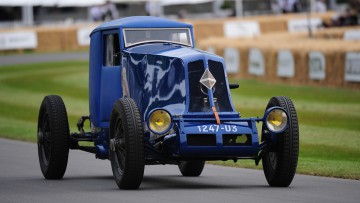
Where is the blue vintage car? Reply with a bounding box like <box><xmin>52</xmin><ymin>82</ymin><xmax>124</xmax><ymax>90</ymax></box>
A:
<box><xmin>37</xmin><ymin>16</ymin><xmax>299</xmax><ymax>189</ymax></box>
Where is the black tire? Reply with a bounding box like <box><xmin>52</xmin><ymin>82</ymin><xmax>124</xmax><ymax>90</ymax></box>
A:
<box><xmin>178</xmin><ymin>161</ymin><xmax>205</xmax><ymax>177</ymax></box>
<box><xmin>109</xmin><ymin>98</ymin><xmax>145</xmax><ymax>190</ymax></box>
<box><xmin>262</xmin><ymin>96</ymin><xmax>299</xmax><ymax>187</ymax></box>
<box><xmin>37</xmin><ymin>95</ymin><xmax>70</xmax><ymax>179</ymax></box>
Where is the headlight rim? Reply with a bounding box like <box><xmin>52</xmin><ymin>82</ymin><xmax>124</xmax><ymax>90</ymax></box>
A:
<box><xmin>147</xmin><ymin>108</ymin><xmax>173</xmax><ymax>135</ymax></box>
<box><xmin>263</xmin><ymin>107</ymin><xmax>289</xmax><ymax>134</ymax></box>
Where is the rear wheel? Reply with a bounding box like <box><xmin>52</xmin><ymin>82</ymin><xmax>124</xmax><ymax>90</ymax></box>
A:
<box><xmin>178</xmin><ymin>161</ymin><xmax>205</xmax><ymax>177</ymax></box>
<box><xmin>262</xmin><ymin>96</ymin><xmax>299</xmax><ymax>187</ymax></box>
<box><xmin>37</xmin><ymin>95</ymin><xmax>70</xmax><ymax>179</ymax></box>
<box><xmin>109</xmin><ymin>98</ymin><xmax>145</xmax><ymax>190</ymax></box>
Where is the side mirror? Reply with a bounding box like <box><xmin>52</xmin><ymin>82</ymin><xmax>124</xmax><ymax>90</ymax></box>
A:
<box><xmin>229</xmin><ymin>83</ymin><xmax>239</xmax><ymax>89</ymax></box>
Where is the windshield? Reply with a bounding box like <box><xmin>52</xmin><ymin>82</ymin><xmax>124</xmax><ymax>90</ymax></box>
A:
<box><xmin>123</xmin><ymin>28</ymin><xmax>192</xmax><ymax>47</ymax></box>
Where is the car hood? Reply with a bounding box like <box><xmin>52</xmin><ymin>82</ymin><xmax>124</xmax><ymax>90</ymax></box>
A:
<box><xmin>122</xmin><ymin>43</ymin><xmax>233</xmax><ymax>121</ymax></box>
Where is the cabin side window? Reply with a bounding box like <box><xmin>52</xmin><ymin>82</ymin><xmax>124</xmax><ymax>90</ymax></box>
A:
<box><xmin>103</xmin><ymin>33</ymin><xmax>120</xmax><ymax>66</ymax></box>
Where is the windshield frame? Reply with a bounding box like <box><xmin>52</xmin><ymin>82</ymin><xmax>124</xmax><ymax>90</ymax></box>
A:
<box><xmin>123</xmin><ymin>28</ymin><xmax>193</xmax><ymax>48</ymax></box>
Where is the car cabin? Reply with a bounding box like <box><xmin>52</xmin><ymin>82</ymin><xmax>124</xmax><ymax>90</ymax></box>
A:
<box><xmin>88</xmin><ymin>16</ymin><xmax>195</xmax><ymax>129</ymax></box>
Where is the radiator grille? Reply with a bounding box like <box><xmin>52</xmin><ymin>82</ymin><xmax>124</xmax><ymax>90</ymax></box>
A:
<box><xmin>208</xmin><ymin>60</ymin><xmax>233</xmax><ymax>112</ymax></box>
<box><xmin>187</xmin><ymin>60</ymin><xmax>210</xmax><ymax>112</ymax></box>
<box><xmin>187</xmin><ymin>134</ymin><xmax>216</xmax><ymax>146</ymax></box>
<box><xmin>223</xmin><ymin>134</ymin><xmax>252</xmax><ymax>146</ymax></box>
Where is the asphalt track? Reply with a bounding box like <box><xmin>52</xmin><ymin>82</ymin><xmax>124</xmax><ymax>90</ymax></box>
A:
<box><xmin>0</xmin><ymin>52</ymin><xmax>88</xmax><ymax>66</ymax></box>
<box><xmin>0</xmin><ymin>138</ymin><xmax>359</xmax><ymax>203</ymax></box>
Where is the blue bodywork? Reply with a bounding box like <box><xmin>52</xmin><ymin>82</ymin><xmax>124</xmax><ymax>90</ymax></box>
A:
<box><xmin>88</xmin><ymin>16</ymin><xmax>263</xmax><ymax>161</ymax></box>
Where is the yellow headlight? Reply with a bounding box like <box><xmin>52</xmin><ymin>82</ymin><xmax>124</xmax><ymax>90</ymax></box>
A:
<box><xmin>266</xmin><ymin>109</ymin><xmax>288</xmax><ymax>133</ymax></box>
<box><xmin>149</xmin><ymin>110</ymin><xmax>172</xmax><ymax>134</ymax></box>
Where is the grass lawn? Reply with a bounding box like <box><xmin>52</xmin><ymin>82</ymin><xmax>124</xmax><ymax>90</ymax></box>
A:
<box><xmin>211</xmin><ymin>79</ymin><xmax>360</xmax><ymax>180</ymax></box>
<box><xmin>0</xmin><ymin>61</ymin><xmax>359</xmax><ymax>180</ymax></box>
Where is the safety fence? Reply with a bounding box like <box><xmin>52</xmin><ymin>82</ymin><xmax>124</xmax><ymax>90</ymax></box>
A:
<box><xmin>198</xmin><ymin>28</ymin><xmax>360</xmax><ymax>89</ymax></box>
<box><xmin>0</xmin><ymin>12</ymin><xmax>335</xmax><ymax>53</ymax></box>
<box><xmin>1</xmin><ymin>12</ymin><xmax>360</xmax><ymax>89</ymax></box>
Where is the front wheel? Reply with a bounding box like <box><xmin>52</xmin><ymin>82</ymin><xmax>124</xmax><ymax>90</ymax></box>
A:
<box><xmin>109</xmin><ymin>98</ymin><xmax>145</xmax><ymax>190</ymax></box>
<box><xmin>262</xmin><ymin>96</ymin><xmax>299</xmax><ymax>187</ymax></box>
<box><xmin>37</xmin><ymin>95</ymin><xmax>70</xmax><ymax>179</ymax></box>
<box><xmin>178</xmin><ymin>161</ymin><xmax>205</xmax><ymax>177</ymax></box>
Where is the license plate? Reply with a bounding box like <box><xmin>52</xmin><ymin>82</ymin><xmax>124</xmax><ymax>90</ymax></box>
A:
<box><xmin>197</xmin><ymin>124</ymin><xmax>238</xmax><ymax>133</ymax></box>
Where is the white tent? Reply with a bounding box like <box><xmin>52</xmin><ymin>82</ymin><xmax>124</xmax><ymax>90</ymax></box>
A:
<box><xmin>0</xmin><ymin>0</ymin><xmax>104</xmax><ymax>6</ymax></box>
<box><xmin>0</xmin><ymin>0</ymin><xmax>244</xmax><ymax>26</ymax></box>
<box><xmin>57</xmin><ymin>0</ymin><xmax>105</xmax><ymax>7</ymax></box>
<box><xmin>160</xmin><ymin>0</ymin><xmax>213</xmax><ymax>6</ymax></box>
<box><xmin>0</xmin><ymin>0</ymin><xmax>57</xmax><ymax>6</ymax></box>
<box><xmin>0</xmin><ymin>0</ymin><xmax>216</xmax><ymax>7</ymax></box>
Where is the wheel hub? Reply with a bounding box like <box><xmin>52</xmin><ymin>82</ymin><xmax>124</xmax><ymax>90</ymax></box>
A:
<box><xmin>110</xmin><ymin>138</ymin><xmax>116</xmax><ymax>152</ymax></box>
<box><xmin>38</xmin><ymin>130</ymin><xmax>44</xmax><ymax>143</ymax></box>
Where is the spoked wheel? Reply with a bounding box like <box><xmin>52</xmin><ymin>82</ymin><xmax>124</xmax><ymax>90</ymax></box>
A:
<box><xmin>262</xmin><ymin>96</ymin><xmax>299</xmax><ymax>187</ymax></box>
<box><xmin>38</xmin><ymin>95</ymin><xmax>70</xmax><ymax>179</ymax></box>
<box><xmin>178</xmin><ymin>161</ymin><xmax>205</xmax><ymax>177</ymax></box>
<box><xmin>109</xmin><ymin>98</ymin><xmax>144</xmax><ymax>190</ymax></box>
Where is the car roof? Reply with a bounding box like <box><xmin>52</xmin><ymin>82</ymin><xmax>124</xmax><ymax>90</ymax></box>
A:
<box><xmin>91</xmin><ymin>16</ymin><xmax>193</xmax><ymax>36</ymax></box>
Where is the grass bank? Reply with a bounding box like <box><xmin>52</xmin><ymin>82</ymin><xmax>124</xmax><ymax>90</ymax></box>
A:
<box><xmin>0</xmin><ymin>61</ymin><xmax>359</xmax><ymax>179</ymax></box>
<box><xmin>211</xmin><ymin>79</ymin><xmax>360</xmax><ymax>180</ymax></box>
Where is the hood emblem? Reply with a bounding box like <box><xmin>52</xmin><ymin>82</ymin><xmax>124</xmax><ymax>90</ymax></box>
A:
<box><xmin>200</xmin><ymin>69</ymin><xmax>216</xmax><ymax>89</ymax></box>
